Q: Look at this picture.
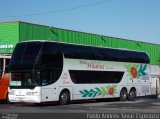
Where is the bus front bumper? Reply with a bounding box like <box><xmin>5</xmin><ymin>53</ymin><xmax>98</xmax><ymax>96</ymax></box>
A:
<box><xmin>9</xmin><ymin>95</ymin><xmax>41</xmax><ymax>103</ymax></box>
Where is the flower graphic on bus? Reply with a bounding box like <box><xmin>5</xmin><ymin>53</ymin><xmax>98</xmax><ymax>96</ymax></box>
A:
<box><xmin>79</xmin><ymin>85</ymin><xmax>117</xmax><ymax>98</ymax></box>
<box><xmin>131</xmin><ymin>67</ymin><xmax>137</xmax><ymax>78</ymax></box>
<box><xmin>108</xmin><ymin>87</ymin><xmax>115</xmax><ymax>95</ymax></box>
<box><xmin>125</xmin><ymin>64</ymin><xmax>147</xmax><ymax>80</ymax></box>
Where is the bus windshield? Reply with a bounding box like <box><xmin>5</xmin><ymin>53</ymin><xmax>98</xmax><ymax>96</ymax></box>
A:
<box><xmin>10</xmin><ymin>42</ymin><xmax>43</xmax><ymax>65</ymax></box>
<box><xmin>10</xmin><ymin>41</ymin><xmax>63</xmax><ymax>88</ymax></box>
<box><xmin>10</xmin><ymin>71</ymin><xmax>41</xmax><ymax>88</ymax></box>
<box><xmin>10</xmin><ymin>42</ymin><xmax>43</xmax><ymax>88</ymax></box>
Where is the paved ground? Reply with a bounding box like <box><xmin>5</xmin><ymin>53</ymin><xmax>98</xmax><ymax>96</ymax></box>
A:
<box><xmin>0</xmin><ymin>97</ymin><xmax>160</xmax><ymax>119</ymax></box>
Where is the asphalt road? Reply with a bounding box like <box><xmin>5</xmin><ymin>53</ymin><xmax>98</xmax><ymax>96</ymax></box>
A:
<box><xmin>0</xmin><ymin>97</ymin><xmax>160</xmax><ymax>119</ymax></box>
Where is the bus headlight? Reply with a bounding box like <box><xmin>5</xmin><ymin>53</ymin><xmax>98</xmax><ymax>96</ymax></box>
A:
<box><xmin>9</xmin><ymin>90</ymin><xmax>15</xmax><ymax>95</ymax></box>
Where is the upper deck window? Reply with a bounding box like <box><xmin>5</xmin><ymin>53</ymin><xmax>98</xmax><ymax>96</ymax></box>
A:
<box><xmin>10</xmin><ymin>42</ymin><xmax>43</xmax><ymax>65</ymax></box>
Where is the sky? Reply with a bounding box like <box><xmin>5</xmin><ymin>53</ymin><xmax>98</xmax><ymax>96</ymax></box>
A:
<box><xmin>0</xmin><ymin>0</ymin><xmax>160</xmax><ymax>44</ymax></box>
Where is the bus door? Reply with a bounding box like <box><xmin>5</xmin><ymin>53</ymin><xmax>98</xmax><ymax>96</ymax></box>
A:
<box><xmin>151</xmin><ymin>75</ymin><xmax>160</xmax><ymax>98</ymax></box>
<box><xmin>0</xmin><ymin>54</ymin><xmax>11</xmax><ymax>100</ymax></box>
<box><xmin>150</xmin><ymin>65</ymin><xmax>160</xmax><ymax>98</ymax></box>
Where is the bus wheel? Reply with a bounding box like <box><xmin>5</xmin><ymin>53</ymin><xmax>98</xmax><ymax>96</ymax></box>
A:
<box><xmin>59</xmin><ymin>91</ymin><xmax>70</xmax><ymax>105</ymax></box>
<box><xmin>120</xmin><ymin>88</ymin><xmax>127</xmax><ymax>101</ymax></box>
<box><xmin>128</xmin><ymin>89</ymin><xmax>136</xmax><ymax>101</ymax></box>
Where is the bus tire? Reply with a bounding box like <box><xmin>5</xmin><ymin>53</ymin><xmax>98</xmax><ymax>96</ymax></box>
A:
<box><xmin>128</xmin><ymin>89</ymin><xmax>136</xmax><ymax>101</ymax></box>
<box><xmin>59</xmin><ymin>90</ymin><xmax>70</xmax><ymax>105</ymax></box>
<box><xmin>120</xmin><ymin>88</ymin><xmax>127</xmax><ymax>101</ymax></box>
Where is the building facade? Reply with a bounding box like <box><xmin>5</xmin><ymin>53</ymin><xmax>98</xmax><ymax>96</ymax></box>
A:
<box><xmin>0</xmin><ymin>21</ymin><xmax>160</xmax><ymax>65</ymax></box>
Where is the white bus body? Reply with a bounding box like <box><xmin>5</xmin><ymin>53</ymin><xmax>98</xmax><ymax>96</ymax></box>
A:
<box><xmin>8</xmin><ymin>41</ymin><xmax>151</xmax><ymax>104</ymax></box>
<box><xmin>9</xmin><ymin>59</ymin><xmax>151</xmax><ymax>103</ymax></box>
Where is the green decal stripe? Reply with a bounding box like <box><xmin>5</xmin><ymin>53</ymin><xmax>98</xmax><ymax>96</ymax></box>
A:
<box><xmin>79</xmin><ymin>85</ymin><xmax>117</xmax><ymax>98</ymax></box>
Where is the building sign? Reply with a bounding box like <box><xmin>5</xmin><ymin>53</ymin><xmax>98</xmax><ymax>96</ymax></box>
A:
<box><xmin>0</xmin><ymin>45</ymin><xmax>14</xmax><ymax>49</ymax></box>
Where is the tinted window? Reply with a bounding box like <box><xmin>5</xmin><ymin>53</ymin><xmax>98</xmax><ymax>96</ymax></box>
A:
<box><xmin>75</xmin><ymin>46</ymin><xmax>95</xmax><ymax>59</ymax></box>
<box><xmin>40</xmin><ymin>42</ymin><xmax>63</xmax><ymax>85</ymax></box>
<box><xmin>10</xmin><ymin>42</ymin><xmax>43</xmax><ymax>65</ymax></box>
<box><xmin>42</xmin><ymin>42</ymin><xmax>63</xmax><ymax>69</ymax></box>
<box><xmin>60</xmin><ymin>44</ymin><xmax>95</xmax><ymax>59</ymax></box>
<box><xmin>69</xmin><ymin>70</ymin><xmax>124</xmax><ymax>84</ymax></box>
<box><xmin>60</xmin><ymin>44</ymin><xmax>76</xmax><ymax>58</ymax></box>
<box><xmin>22</xmin><ymin>42</ymin><xmax>42</xmax><ymax>65</ymax></box>
<box><xmin>10</xmin><ymin>71</ymin><xmax>41</xmax><ymax>89</ymax></box>
<box><xmin>10</xmin><ymin>43</ymin><xmax>26</xmax><ymax>65</ymax></box>
<box><xmin>101</xmin><ymin>48</ymin><xmax>119</xmax><ymax>61</ymax></box>
<box><xmin>138</xmin><ymin>52</ymin><xmax>150</xmax><ymax>63</ymax></box>
<box><xmin>41</xmin><ymin>69</ymin><xmax>62</xmax><ymax>86</ymax></box>
<box><xmin>61</xmin><ymin>43</ymin><xmax>150</xmax><ymax>63</ymax></box>
<box><xmin>119</xmin><ymin>51</ymin><xmax>133</xmax><ymax>62</ymax></box>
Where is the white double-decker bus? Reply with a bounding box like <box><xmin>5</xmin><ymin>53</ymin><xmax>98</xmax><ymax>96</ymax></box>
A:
<box><xmin>9</xmin><ymin>41</ymin><xmax>151</xmax><ymax>104</ymax></box>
